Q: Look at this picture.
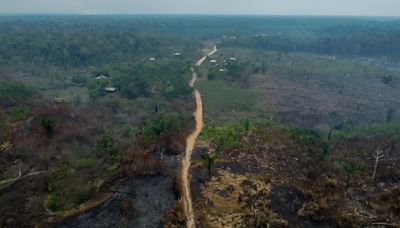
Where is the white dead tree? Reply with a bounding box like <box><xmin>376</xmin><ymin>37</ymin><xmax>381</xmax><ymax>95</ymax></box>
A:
<box><xmin>372</xmin><ymin>147</ymin><xmax>384</xmax><ymax>180</ymax></box>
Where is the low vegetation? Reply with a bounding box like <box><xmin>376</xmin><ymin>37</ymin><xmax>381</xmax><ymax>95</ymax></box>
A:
<box><xmin>197</xmin><ymin>80</ymin><xmax>261</xmax><ymax>124</ymax></box>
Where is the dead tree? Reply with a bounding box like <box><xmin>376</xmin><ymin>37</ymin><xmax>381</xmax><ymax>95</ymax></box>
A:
<box><xmin>372</xmin><ymin>147</ymin><xmax>384</xmax><ymax>180</ymax></box>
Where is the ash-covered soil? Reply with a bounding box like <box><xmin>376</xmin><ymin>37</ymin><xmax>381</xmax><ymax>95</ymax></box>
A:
<box><xmin>60</xmin><ymin>175</ymin><xmax>176</xmax><ymax>228</ymax></box>
<box><xmin>251</xmin><ymin>72</ymin><xmax>400</xmax><ymax>128</ymax></box>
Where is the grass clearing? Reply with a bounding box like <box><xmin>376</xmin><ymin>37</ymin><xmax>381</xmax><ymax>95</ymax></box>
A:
<box><xmin>334</xmin><ymin>121</ymin><xmax>400</xmax><ymax>140</ymax></box>
<box><xmin>218</xmin><ymin>47</ymin><xmax>399</xmax><ymax>78</ymax></box>
<box><xmin>196</xmin><ymin>79</ymin><xmax>261</xmax><ymax>124</ymax></box>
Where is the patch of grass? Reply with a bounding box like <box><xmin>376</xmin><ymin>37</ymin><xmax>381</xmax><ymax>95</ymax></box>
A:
<box><xmin>45</xmin><ymin>194</ymin><xmax>62</xmax><ymax>212</ymax></box>
<box><xmin>43</xmin><ymin>86</ymin><xmax>89</xmax><ymax>105</ymax></box>
<box><xmin>45</xmin><ymin>182</ymin><xmax>96</xmax><ymax>211</ymax></box>
<box><xmin>218</xmin><ymin>48</ymin><xmax>399</xmax><ymax>79</ymax></box>
<box><xmin>8</xmin><ymin>106</ymin><xmax>32</xmax><ymax>122</ymax></box>
<box><xmin>0</xmin><ymin>81</ymin><xmax>36</xmax><ymax>99</ymax></box>
<box><xmin>334</xmin><ymin>121</ymin><xmax>400</xmax><ymax>140</ymax></box>
<box><xmin>196</xmin><ymin>79</ymin><xmax>260</xmax><ymax>124</ymax></box>
<box><xmin>201</xmin><ymin>119</ymin><xmax>255</xmax><ymax>150</ymax></box>
<box><xmin>287</xmin><ymin>128</ymin><xmax>322</xmax><ymax>153</ymax></box>
<box><xmin>74</xmin><ymin>157</ymin><xmax>97</xmax><ymax>169</ymax></box>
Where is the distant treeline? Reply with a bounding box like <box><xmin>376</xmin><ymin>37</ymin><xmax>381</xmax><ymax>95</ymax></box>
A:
<box><xmin>219</xmin><ymin>24</ymin><xmax>400</xmax><ymax>56</ymax></box>
<box><xmin>0</xmin><ymin>15</ymin><xmax>399</xmax><ymax>70</ymax></box>
<box><xmin>214</xmin><ymin>17</ymin><xmax>400</xmax><ymax>57</ymax></box>
<box><xmin>0</xmin><ymin>16</ymin><xmax>198</xmax><ymax>68</ymax></box>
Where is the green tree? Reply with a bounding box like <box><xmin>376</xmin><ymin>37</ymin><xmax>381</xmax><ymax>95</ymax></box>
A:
<box><xmin>241</xmin><ymin>118</ymin><xmax>252</xmax><ymax>134</ymax></box>
<box><xmin>200</xmin><ymin>152</ymin><xmax>219</xmax><ymax>179</ymax></box>
<box><xmin>41</xmin><ymin>115</ymin><xmax>55</xmax><ymax>137</ymax></box>
<box><xmin>337</xmin><ymin>156</ymin><xmax>364</xmax><ymax>188</ymax></box>
<box><xmin>96</xmin><ymin>131</ymin><xmax>119</xmax><ymax>162</ymax></box>
<box><xmin>208</xmin><ymin>72</ymin><xmax>216</xmax><ymax>80</ymax></box>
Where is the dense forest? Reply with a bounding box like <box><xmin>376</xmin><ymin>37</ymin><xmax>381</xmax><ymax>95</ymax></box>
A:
<box><xmin>1</xmin><ymin>16</ymin><xmax>400</xmax><ymax>70</ymax></box>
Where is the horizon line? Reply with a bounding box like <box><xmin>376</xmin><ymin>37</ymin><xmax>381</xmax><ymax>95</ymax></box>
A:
<box><xmin>0</xmin><ymin>13</ymin><xmax>399</xmax><ymax>18</ymax></box>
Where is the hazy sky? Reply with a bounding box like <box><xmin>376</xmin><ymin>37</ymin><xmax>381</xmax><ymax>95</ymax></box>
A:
<box><xmin>0</xmin><ymin>0</ymin><xmax>399</xmax><ymax>16</ymax></box>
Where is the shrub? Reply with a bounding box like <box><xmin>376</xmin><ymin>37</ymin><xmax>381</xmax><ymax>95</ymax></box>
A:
<box><xmin>208</xmin><ymin>72</ymin><xmax>216</xmax><ymax>80</ymax></box>
<box><xmin>0</xmin><ymin>81</ymin><xmax>35</xmax><ymax>99</ymax></box>
<box><xmin>200</xmin><ymin>121</ymin><xmax>249</xmax><ymax>149</ymax></box>
<box><xmin>46</xmin><ymin>175</ymin><xmax>60</xmax><ymax>192</ymax></box>
<box><xmin>381</xmin><ymin>75</ymin><xmax>393</xmax><ymax>85</ymax></box>
<box><xmin>336</xmin><ymin>155</ymin><xmax>364</xmax><ymax>188</ymax></box>
<box><xmin>71</xmin><ymin>75</ymin><xmax>88</xmax><ymax>86</ymax></box>
<box><xmin>45</xmin><ymin>194</ymin><xmax>61</xmax><ymax>211</ymax></box>
<box><xmin>88</xmin><ymin>78</ymin><xmax>108</xmax><ymax>101</ymax></box>
<box><xmin>9</xmin><ymin>106</ymin><xmax>32</xmax><ymax>121</ymax></box>
<box><xmin>96</xmin><ymin>131</ymin><xmax>120</xmax><ymax>162</ymax></box>
<box><xmin>288</xmin><ymin>128</ymin><xmax>321</xmax><ymax>153</ymax></box>
<box><xmin>73</xmin><ymin>185</ymin><xmax>93</xmax><ymax>205</ymax></box>
<box><xmin>387</xmin><ymin>108</ymin><xmax>396</xmax><ymax>123</ymax></box>
<box><xmin>122</xmin><ymin>148</ymin><xmax>166</xmax><ymax>176</ymax></box>
<box><xmin>73</xmin><ymin>95</ymin><xmax>82</xmax><ymax>106</ymax></box>
<box><xmin>58</xmin><ymin>161</ymin><xmax>75</xmax><ymax>177</ymax></box>
<box><xmin>41</xmin><ymin>115</ymin><xmax>55</xmax><ymax>137</ymax></box>
<box><xmin>141</xmin><ymin>112</ymin><xmax>186</xmax><ymax>142</ymax></box>
<box><xmin>75</xmin><ymin>157</ymin><xmax>97</xmax><ymax>169</ymax></box>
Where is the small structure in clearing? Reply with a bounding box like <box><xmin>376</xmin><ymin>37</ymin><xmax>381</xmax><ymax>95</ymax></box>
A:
<box><xmin>174</xmin><ymin>53</ymin><xmax>182</xmax><ymax>56</ymax></box>
<box><xmin>149</xmin><ymin>57</ymin><xmax>156</xmax><ymax>61</ymax></box>
<box><xmin>229</xmin><ymin>57</ymin><xmax>237</xmax><ymax>61</ymax></box>
<box><xmin>95</xmin><ymin>75</ymin><xmax>108</xmax><ymax>80</ymax></box>
<box><xmin>105</xmin><ymin>87</ymin><xmax>116</xmax><ymax>92</ymax></box>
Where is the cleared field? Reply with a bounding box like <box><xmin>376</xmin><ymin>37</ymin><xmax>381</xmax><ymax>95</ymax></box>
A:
<box><xmin>209</xmin><ymin>47</ymin><xmax>400</xmax><ymax>128</ymax></box>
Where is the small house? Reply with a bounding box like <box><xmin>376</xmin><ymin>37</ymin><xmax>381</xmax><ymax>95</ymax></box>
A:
<box><xmin>174</xmin><ymin>53</ymin><xmax>182</xmax><ymax>56</ymax></box>
<box><xmin>105</xmin><ymin>87</ymin><xmax>116</xmax><ymax>92</ymax></box>
<box><xmin>149</xmin><ymin>57</ymin><xmax>156</xmax><ymax>61</ymax></box>
<box><xmin>230</xmin><ymin>57</ymin><xmax>237</xmax><ymax>61</ymax></box>
<box><xmin>95</xmin><ymin>75</ymin><xmax>108</xmax><ymax>80</ymax></box>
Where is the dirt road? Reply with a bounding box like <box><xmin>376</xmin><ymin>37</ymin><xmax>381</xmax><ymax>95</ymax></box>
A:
<box><xmin>181</xmin><ymin>46</ymin><xmax>217</xmax><ymax>228</ymax></box>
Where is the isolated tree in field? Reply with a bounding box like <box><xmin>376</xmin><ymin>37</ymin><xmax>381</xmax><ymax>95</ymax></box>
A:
<box><xmin>389</xmin><ymin>127</ymin><xmax>399</xmax><ymax>156</ymax></box>
<box><xmin>381</xmin><ymin>75</ymin><xmax>393</xmax><ymax>85</ymax></box>
<box><xmin>338</xmin><ymin>156</ymin><xmax>363</xmax><ymax>188</ymax></box>
<box><xmin>386</xmin><ymin>108</ymin><xmax>396</xmax><ymax>123</ymax></box>
<box><xmin>200</xmin><ymin>150</ymin><xmax>220</xmax><ymax>179</ymax></box>
<box><xmin>96</xmin><ymin>131</ymin><xmax>119</xmax><ymax>161</ymax></box>
<box><xmin>241</xmin><ymin>118</ymin><xmax>252</xmax><ymax>136</ymax></box>
<box><xmin>321</xmin><ymin>123</ymin><xmax>345</xmax><ymax>160</ymax></box>
<box><xmin>208</xmin><ymin>72</ymin><xmax>216</xmax><ymax>80</ymax></box>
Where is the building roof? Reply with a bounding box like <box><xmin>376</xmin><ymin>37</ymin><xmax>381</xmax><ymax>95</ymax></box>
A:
<box><xmin>105</xmin><ymin>87</ymin><xmax>116</xmax><ymax>92</ymax></box>
<box><xmin>95</xmin><ymin>75</ymin><xmax>108</xmax><ymax>80</ymax></box>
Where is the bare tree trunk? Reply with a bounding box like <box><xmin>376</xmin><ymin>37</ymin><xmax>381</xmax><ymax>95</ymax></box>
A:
<box><xmin>372</xmin><ymin>148</ymin><xmax>384</xmax><ymax>180</ymax></box>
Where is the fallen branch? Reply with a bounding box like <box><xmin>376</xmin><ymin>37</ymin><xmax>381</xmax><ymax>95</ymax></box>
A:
<box><xmin>0</xmin><ymin>170</ymin><xmax>47</xmax><ymax>186</ymax></box>
<box><xmin>371</xmin><ymin>222</ymin><xmax>400</xmax><ymax>227</ymax></box>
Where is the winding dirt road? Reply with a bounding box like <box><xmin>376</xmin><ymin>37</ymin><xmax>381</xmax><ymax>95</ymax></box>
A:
<box><xmin>181</xmin><ymin>46</ymin><xmax>217</xmax><ymax>228</ymax></box>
